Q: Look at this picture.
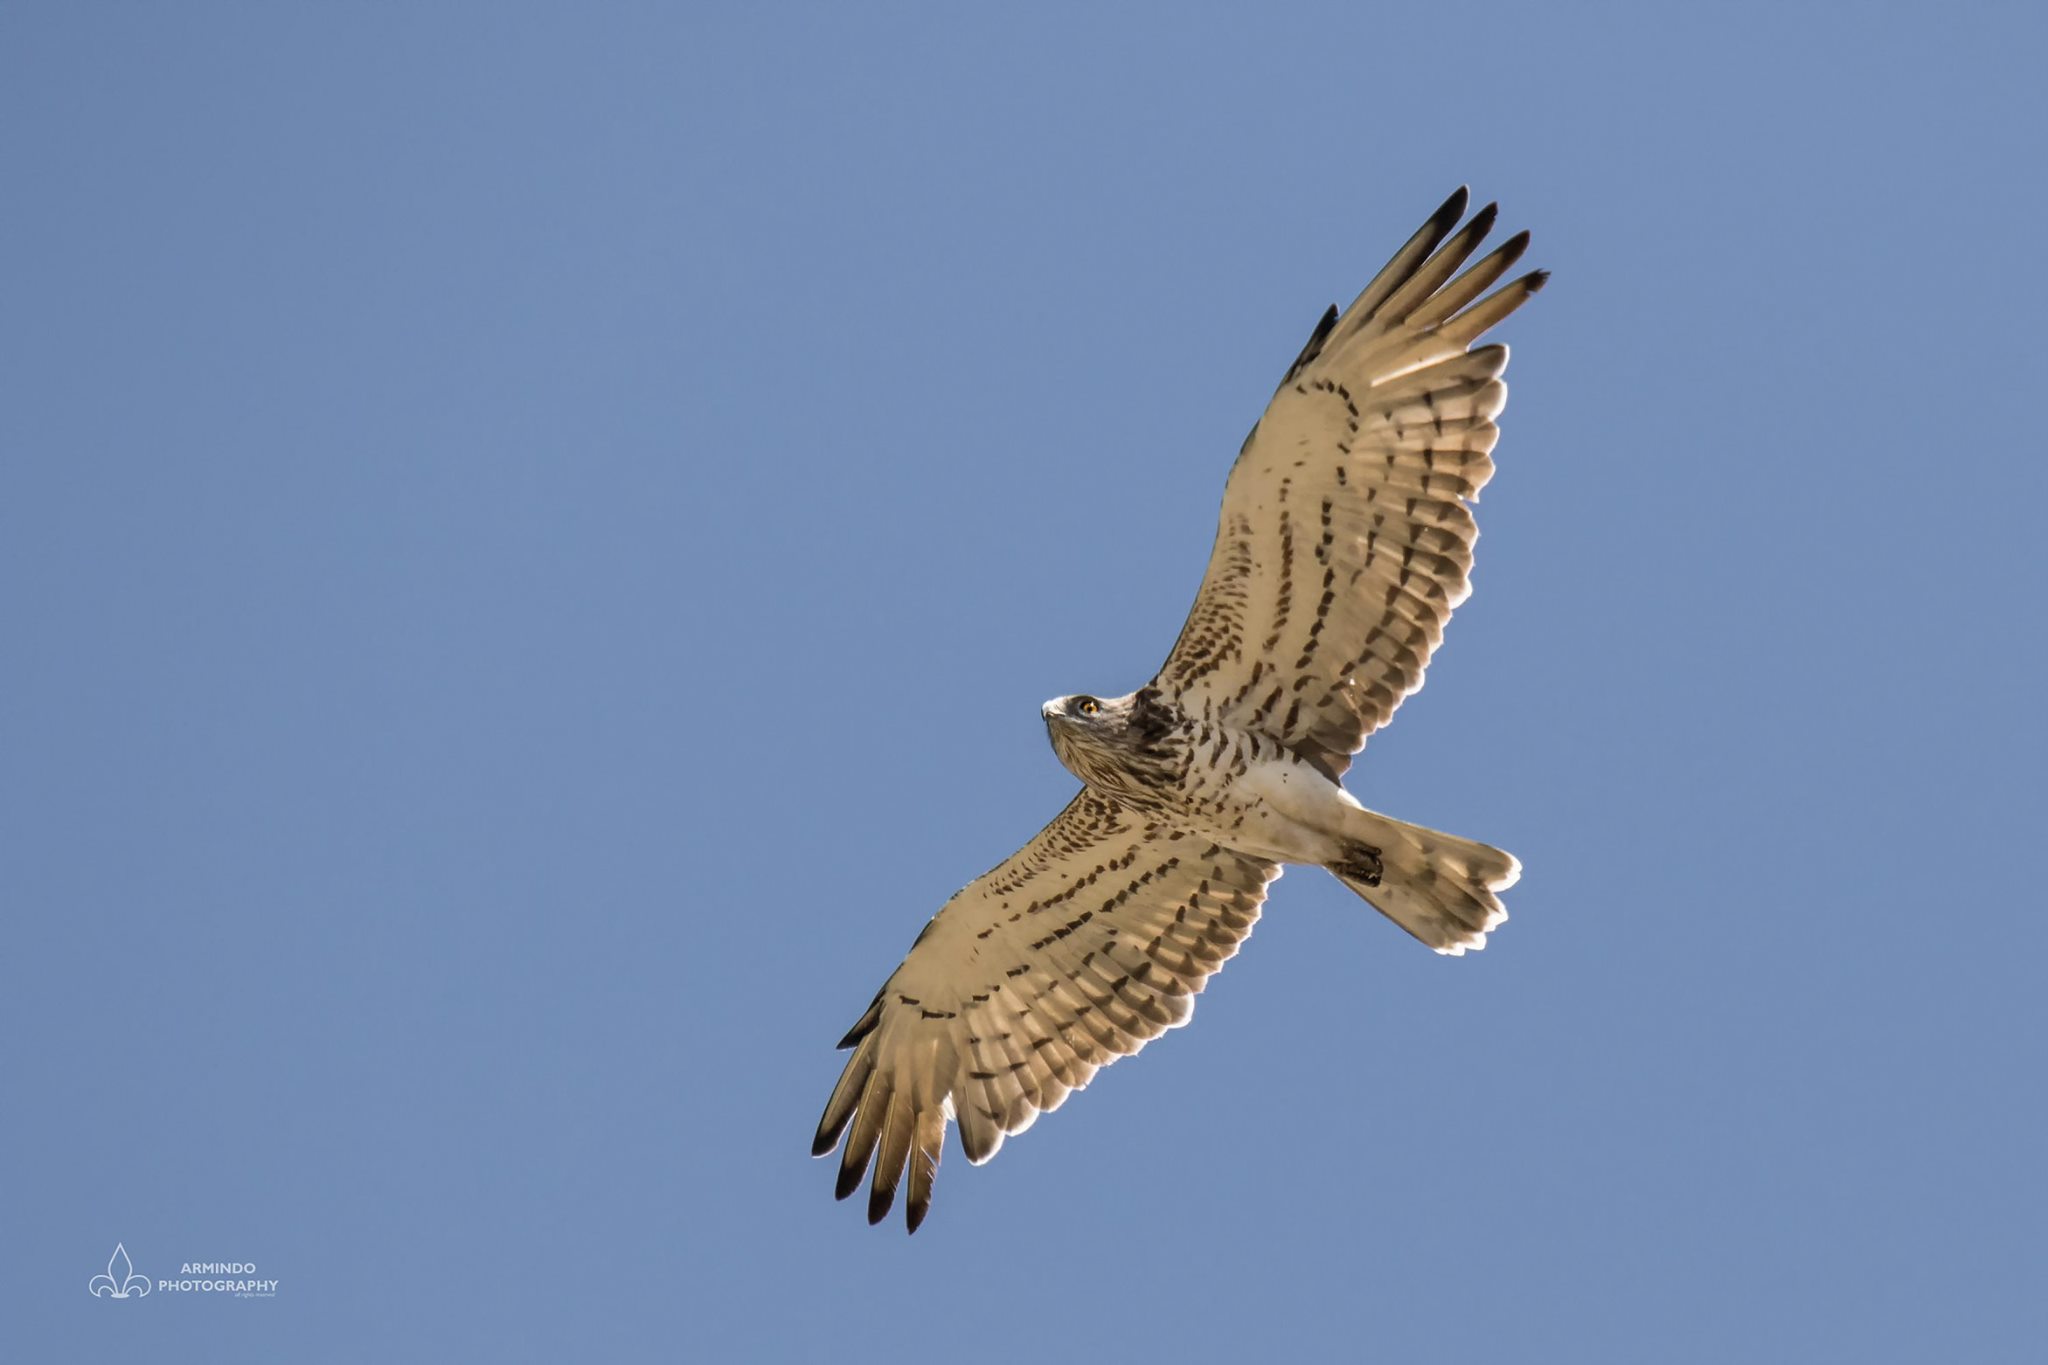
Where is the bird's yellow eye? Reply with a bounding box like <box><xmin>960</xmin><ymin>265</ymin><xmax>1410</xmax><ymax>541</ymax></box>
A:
<box><xmin>1076</xmin><ymin>697</ymin><xmax>1100</xmax><ymax>717</ymax></box>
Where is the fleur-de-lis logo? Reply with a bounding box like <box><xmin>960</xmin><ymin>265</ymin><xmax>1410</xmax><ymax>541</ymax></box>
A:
<box><xmin>89</xmin><ymin>1243</ymin><xmax>150</xmax><ymax>1299</ymax></box>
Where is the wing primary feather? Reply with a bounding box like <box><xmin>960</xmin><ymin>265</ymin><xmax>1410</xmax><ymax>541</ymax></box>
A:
<box><xmin>835</xmin><ymin>1075</ymin><xmax>889</xmax><ymax>1200</ymax></box>
<box><xmin>1342</xmin><ymin>187</ymin><xmax>1469</xmax><ymax>328</ymax></box>
<box><xmin>1407</xmin><ymin>230</ymin><xmax>1531</xmax><ymax>330</ymax></box>
<box><xmin>812</xmin><ymin>1041</ymin><xmax>874</xmax><ymax>1156</ymax></box>
<box><xmin>834</xmin><ymin>990</ymin><xmax>884</xmax><ymax>1049</ymax></box>
<box><xmin>1373</xmin><ymin>201</ymin><xmax>1499</xmax><ymax>327</ymax></box>
<box><xmin>1279</xmin><ymin>304</ymin><xmax>1340</xmax><ymax>387</ymax></box>
<box><xmin>1441</xmin><ymin>269</ymin><xmax>1550</xmax><ymax>346</ymax></box>
<box><xmin>904</xmin><ymin>1105</ymin><xmax>945</xmax><ymax>1233</ymax></box>
<box><xmin>867</xmin><ymin>1092</ymin><xmax>915</xmax><ymax>1225</ymax></box>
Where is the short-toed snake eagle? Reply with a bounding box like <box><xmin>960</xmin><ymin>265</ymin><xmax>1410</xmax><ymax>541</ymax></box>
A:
<box><xmin>815</xmin><ymin>188</ymin><xmax>1546</xmax><ymax>1231</ymax></box>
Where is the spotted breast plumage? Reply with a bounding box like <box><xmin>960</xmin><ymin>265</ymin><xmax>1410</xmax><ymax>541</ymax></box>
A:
<box><xmin>814</xmin><ymin>188</ymin><xmax>1546</xmax><ymax>1231</ymax></box>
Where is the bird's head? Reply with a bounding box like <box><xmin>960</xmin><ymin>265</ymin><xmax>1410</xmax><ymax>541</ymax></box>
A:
<box><xmin>1041</xmin><ymin>690</ymin><xmax>1176</xmax><ymax>793</ymax></box>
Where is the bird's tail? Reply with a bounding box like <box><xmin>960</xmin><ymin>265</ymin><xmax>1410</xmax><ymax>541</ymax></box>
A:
<box><xmin>1325</xmin><ymin>806</ymin><xmax>1519</xmax><ymax>956</ymax></box>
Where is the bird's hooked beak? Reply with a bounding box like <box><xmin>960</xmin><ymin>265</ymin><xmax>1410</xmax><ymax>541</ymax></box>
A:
<box><xmin>1041</xmin><ymin>698</ymin><xmax>1061</xmax><ymax>723</ymax></box>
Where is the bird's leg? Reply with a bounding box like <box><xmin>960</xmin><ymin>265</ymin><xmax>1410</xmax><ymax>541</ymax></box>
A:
<box><xmin>1331</xmin><ymin>843</ymin><xmax>1383</xmax><ymax>887</ymax></box>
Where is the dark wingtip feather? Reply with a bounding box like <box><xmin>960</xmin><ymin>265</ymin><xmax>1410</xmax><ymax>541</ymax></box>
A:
<box><xmin>1348</xmin><ymin>188</ymin><xmax>1478</xmax><ymax>330</ymax></box>
<box><xmin>1432</xmin><ymin>185</ymin><xmax>1471</xmax><ymax>231</ymax></box>
<box><xmin>867</xmin><ymin>1185</ymin><xmax>896</xmax><ymax>1226</ymax></box>
<box><xmin>834</xmin><ymin>992</ymin><xmax>884</xmax><ymax>1050</ymax></box>
<box><xmin>810</xmin><ymin>1119</ymin><xmax>844</xmax><ymax>1159</ymax></box>
<box><xmin>1467</xmin><ymin>200</ymin><xmax>1499</xmax><ymax>239</ymax></box>
<box><xmin>1523</xmin><ymin>269</ymin><xmax>1552</xmax><ymax>294</ymax></box>
<box><xmin>1480</xmin><ymin>231</ymin><xmax>1532</xmax><ymax>284</ymax></box>
<box><xmin>1307</xmin><ymin>303</ymin><xmax>1338</xmax><ymax>347</ymax></box>
<box><xmin>834</xmin><ymin>1157</ymin><xmax>866</xmax><ymax>1201</ymax></box>
<box><xmin>905</xmin><ymin>1121</ymin><xmax>940</xmax><ymax>1233</ymax></box>
<box><xmin>1279</xmin><ymin>303</ymin><xmax>1341</xmax><ymax>386</ymax></box>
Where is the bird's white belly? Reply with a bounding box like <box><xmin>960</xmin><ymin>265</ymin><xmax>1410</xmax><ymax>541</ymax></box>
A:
<box><xmin>1193</xmin><ymin>754</ymin><xmax>1358</xmax><ymax>867</ymax></box>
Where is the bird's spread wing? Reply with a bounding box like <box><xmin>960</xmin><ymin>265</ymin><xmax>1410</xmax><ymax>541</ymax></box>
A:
<box><xmin>1153</xmin><ymin>188</ymin><xmax>1547</xmax><ymax>778</ymax></box>
<box><xmin>813</xmin><ymin>790</ymin><xmax>1278</xmax><ymax>1231</ymax></box>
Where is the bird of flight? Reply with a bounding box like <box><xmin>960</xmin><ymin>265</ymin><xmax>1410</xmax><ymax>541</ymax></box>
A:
<box><xmin>815</xmin><ymin>188</ymin><xmax>1546</xmax><ymax>1232</ymax></box>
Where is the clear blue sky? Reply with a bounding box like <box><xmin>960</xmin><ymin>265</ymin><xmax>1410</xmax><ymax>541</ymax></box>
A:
<box><xmin>6</xmin><ymin>4</ymin><xmax>2044</xmax><ymax>1361</ymax></box>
